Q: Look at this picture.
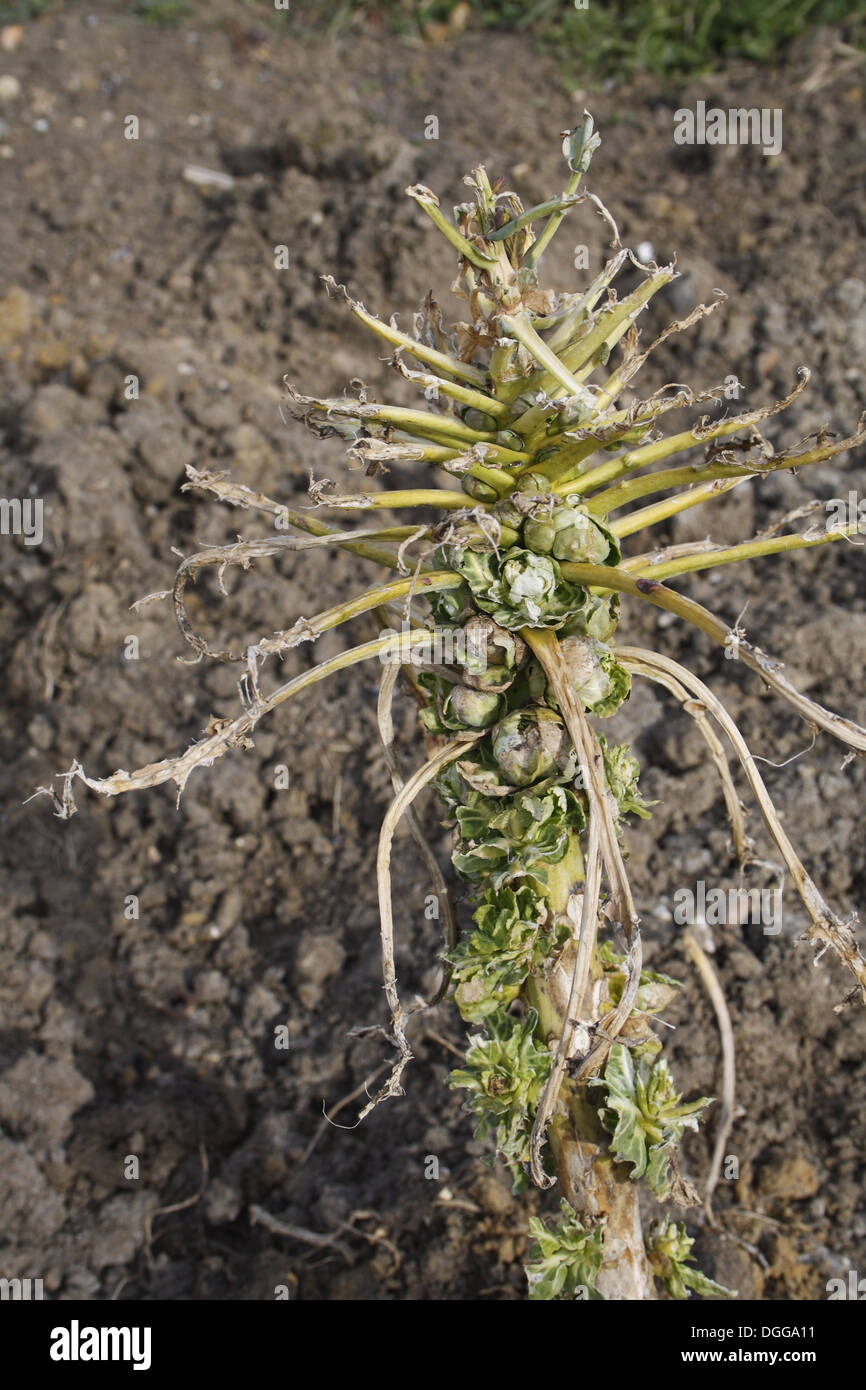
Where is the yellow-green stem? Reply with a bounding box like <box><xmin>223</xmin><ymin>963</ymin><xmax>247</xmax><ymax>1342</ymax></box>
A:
<box><xmin>625</xmin><ymin>521</ymin><xmax>863</xmax><ymax>582</ymax></box>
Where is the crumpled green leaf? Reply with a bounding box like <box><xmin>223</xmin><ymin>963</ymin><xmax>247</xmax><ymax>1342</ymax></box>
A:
<box><xmin>427</xmin><ymin>583</ymin><xmax>474</xmax><ymax>628</ymax></box>
<box><xmin>434</xmin><ymin>543</ymin><xmax>498</xmax><ymax>598</ymax></box>
<box><xmin>449</xmin><ymin>783</ymin><xmax>587</xmax><ymax>888</ymax></box>
<box><xmin>448</xmin><ymin>1009</ymin><xmax>552</xmax><ymax>1189</ymax></box>
<box><xmin>453</xmin><ymin>757</ymin><xmax>519</xmax><ymax>798</ymax></box>
<box><xmin>647</xmin><ymin>1218</ymin><xmax>736</xmax><ymax>1300</ymax></box>
<box><xmin>447</xmin><ymin>883</ymin><xmax>570</xmax><ymax>1023</ymax></box>
<box><xmin>439</xmin><ymin>544</ymin><xmax>586</xmax><ymax>630</ymax></box>
<box><xmin>592</xmin><ymin>649</ymin><xmax>631</xmax><ymax>717</ymax></box>
<box><xmin>599</xmin><ymin>735</ymin><xmax>654</xmax><ymax>820</ymax></box>
<box><xmin>591</xmin><ymin>1042</ymin><xmax>713</xmax><ymax>1200</ymax></box>
<box><xmin>524</xmin><ymin>1200</ymin><xmax>605</xmax><ymax>1300</ymax></box>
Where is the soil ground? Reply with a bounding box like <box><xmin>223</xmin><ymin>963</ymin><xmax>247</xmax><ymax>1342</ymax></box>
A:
<box><xmin>1</xmin><ymin>3</ymin><xmax>865</xmax><ymax>1300</ymax></box>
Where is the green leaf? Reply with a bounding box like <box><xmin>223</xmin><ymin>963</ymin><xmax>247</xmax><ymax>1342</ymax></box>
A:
<box><xmin>447</xmin><ymin>883</ymin><xmax>569</xmax><ymax>1023</ymax></box>
<box><xmin>448</xmin><ymin>1009</ymin><xmax>552</xmax><ymax>1189</ymax></box>
<box><xmin>592</xmin><ymin>1043</ymin><xmax>713</xmax><ymax>1199</ymax></box>
<box><xmin>599</xmin><ymin>736</ymin><xmax>655</xmax><ymax>820</ymax></box>
<box><xmin>590</xmin><ymin>649</ymin><xmax>632</xmax><ymax>717</ymax></box>
<box><xmin>427</xmin><ymin>583</ymin><xmax>473</xmax><ymax>627</ymax></box>
<box><xmin>596</xmin><ymin>1043</ymin><xmax>648</xmax><ymax>1176</ymax></box>
<box><xmin>562</xmin><ymin>113</ymin><xmax>602</xmax><ymax>176</ymax></box>
<box><xmin>598</xmin><ymin>940</ymin><xmax>680</xmax><ymax>1018</ymax></box>
<box><xmin>450</xmin><ymin>783</ymin><xmax>586</xmax><ymax>888</ymax></box>
<box><xmin>524</xmin><ymin>1200</ymin><xmax>604</xmax><ymax>1300</ymax></box>
<box><xmin>441</xmin><ymin>544</ymin><xmax>587</xmax><ymax>631</ymax></box>
<box><xmin>647</xmin><ymin>1218</ymin><xmax>736</xmax><ymax>1301</ymax></box>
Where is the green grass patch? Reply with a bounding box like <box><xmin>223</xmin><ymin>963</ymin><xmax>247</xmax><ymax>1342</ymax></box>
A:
<box><xmin>5</xmin><ymin>0</ymin><xmax>860</xmax><ymax>80</ymax></box>
<box><xmin>355</xmin><ymin>0</ymin><xmax>865</xmax><ymax>78</ymax></box>
<box><xmin>0</xmin><ymin>0</ymin><xmax>58</xmax><ymax>23</ymax></box>
<box><xmin>134</xmin><ymin>0</ymin><xmax>192</xmax><ymax>23</ymax></box>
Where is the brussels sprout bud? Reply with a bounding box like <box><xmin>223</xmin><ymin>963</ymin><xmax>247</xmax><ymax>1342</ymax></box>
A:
<box><xmin>491</xmin><ymin>707</ymin><xmax>573</xmax><ymax>787</ymax></box>
<box><xmin>523</xmin><ymin>500</ymin><xmax>617</xmax><ymax>564</ymax></box>
<box><xmin>491</xmin><ymin>497</ymin><xmax>525</xmax><ymax>532</ymax></box>
<box><xmin>551</xmin><ymin>511</ymin><xmax>612</xmax><ymax>564</ymax></box>
<box><xmin>504</xmin><ymin>551</ymin><xmax>557</xmax><ymax>614</ymax></box>
<box><xmin>561</xmin><ymin>593</ymin><xmax>620</xmax><ymax>643</ymax></box>
<box><xmin>443</xmin><ymin>544</ymin><xmax>585</xmax><ymax>630</ymax></box>
<box><xmin>548</xmin><ymin>396</ymin><xmax>594</xmax><ymax>431</ymax></box>
<box><xmin>445</xmin><ymin>684</ymin><xmax>503</xmax><ymax>729</ymax></box>
<box><xmin>559</xmin><ymin>636</ymin><xmax>631</xmax><ymax>717</ymax></box>
<box><xmin>524</xmin><ymin>657</ymin><xmax>548</xmax><ymax>704</ymax></box>
<box><xmin>459</xmin><ymin>616</ymin><xmax>527</xmax><ymax>692</ymax></box>
<box><xmin>517</xmin><ymin>471</ymin><xmax>550</xmax><ymax>495</ymax></box>
<box><xmin>521</xmin><ymin>511</ymin><xmax>557</xmax><ymax>554</ymax></box>
<box><xmin>559</xmin><ymin>636</ymin><xmax>609</xmax><ymax>707</ymax></box>
<box><xmin>461</xmin><ymin>408</ymin><xmax>498</xmax><ymax>433</ymax></box>
<box><xmin>462</xmin><ymin>475</ymin><xmax>499</xmax><ymax>503</ymax></box>
<box><xmin>495</xmin><ymin>428</ymin><xmax>526</xmax><ymax>451</ymax></box>
<box><xmin>475</xmin><ymin>548</ymin><xmax>586</xmax><ymax>629</ymax></box>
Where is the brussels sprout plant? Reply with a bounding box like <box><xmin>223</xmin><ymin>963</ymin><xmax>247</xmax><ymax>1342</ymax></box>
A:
<box><xmin>40</xmin><ymin>117</ymin><xmax>866</xmax><ymax>1301</ymax></box>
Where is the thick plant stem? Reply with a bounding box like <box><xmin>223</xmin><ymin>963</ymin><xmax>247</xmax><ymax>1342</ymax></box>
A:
<box><xmin>526</xmin><ymin>834</ymin><xmax>652</xmax><ymax>1300</ymax></box>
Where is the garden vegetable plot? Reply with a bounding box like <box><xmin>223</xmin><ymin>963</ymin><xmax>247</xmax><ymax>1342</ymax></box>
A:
<box><xmin>1</xmin><ymin>6</ymin><xmax>865</xmax><ymax>1300</ymax></box>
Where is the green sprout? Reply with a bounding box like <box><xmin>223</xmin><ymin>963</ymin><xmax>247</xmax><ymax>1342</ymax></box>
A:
<box><xmin>647</xmin><ymin>1217</ymin><xmax>735</xmax><ymax>1301</ymax></box>
<box><xmin>447</xmin><ymin>883</ymin><xmax>569</xmax><ymax>1023</ymax></box>
<box><xmin>489</xmin><ymin>707</ymin><xmax>574</xmax><ymax>787</ymax></box>
<box><xmin>553</xmin><ymin>636</ymin><xmax>631</xmax><ymax>717</ymax></box>
<box><xmin>39</xmin><ymin>114</ymin><xmax>866</xmax><ymax>1301</ymax></box>
<box><xmin>525</xmin><ymin>1200</ymin><xmax>605</xmax><ymax>1301</ymax></box>
<box><xmin>592</xmin><ymin>1042</ymin><xmax>713</xmax><ymax>1200</ymax></box>
<box><xmin>598</xmin><ymin>738</ymin><xmax>654</xmax><ymax>821</ymax></box>
<box><xmin>448</xmin><ymin>1009</ymin><xmax>551</xmax><ymax>1189</ymax></box>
